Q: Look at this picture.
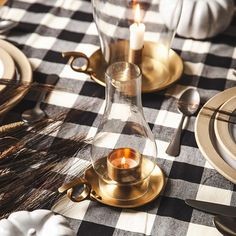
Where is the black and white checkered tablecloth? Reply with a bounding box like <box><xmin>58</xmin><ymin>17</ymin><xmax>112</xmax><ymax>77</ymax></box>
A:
<box><xmin>1</xmin><ymin>0</ymin><xmax>236</xmax><ymax>235</ymax></box>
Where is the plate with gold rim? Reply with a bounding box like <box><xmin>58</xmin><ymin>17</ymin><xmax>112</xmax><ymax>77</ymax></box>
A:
<box><xmin>0</xmin><ymin>39</ymin><xmax>32</xmax><ymax>115</ymax></box>
<box><xmin>195</xmin><ymin>87</ymin><xmax>236</xmax><ymax>184</ymax></box>
<box><xmin>214</xmin><ymin>95</ymin><xmax>236</xmax><ymax>164</ymax></box>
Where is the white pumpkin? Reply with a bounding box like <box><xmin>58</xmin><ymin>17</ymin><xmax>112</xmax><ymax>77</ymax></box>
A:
<box><xmin>160</xmin><ymin>0</ymin><xmax>235</xmax><ymax>39</ymax></box>
<box><xmin>0</xmin><ymin>210</ymin><xmax>75</xmax><ymax>236</ymax></box>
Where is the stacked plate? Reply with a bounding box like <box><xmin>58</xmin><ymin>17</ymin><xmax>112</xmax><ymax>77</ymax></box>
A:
<box><xmin>195</xmin><ymin>87</ymin><xmax>236</xmax><ymax>184</ymax></box>
<box><xmin>0</xmin><ymin>39</ymin><xmax>32</xmax><ymax>115</ymax></box>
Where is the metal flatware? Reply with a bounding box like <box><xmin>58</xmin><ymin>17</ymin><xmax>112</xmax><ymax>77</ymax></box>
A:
<box><xmin>21</xmin><ymin>93</ymin><xmax>47</xmax><ymax>124</ymax></box>
<box><xmin>0</xmin><ymin>78</ymin><xmax>65</xmax><ymax>92</ymax></box>
<box><xmin>214</xmin><ymin>215</ymin><xmax>236</xmax><ymax>236</ymax></box>
<box><xmin>233</xmin><ymin>69</ymin><xmax>236</xmax><ymax>77</ymax></box>
<box><xmin>0</xmin><ymin>0</ymin><xmax>17</xmax><ymax>33</ymax></box>
<box><xmin>21</xmin><ymin>74</ymin><xmax>59</xmax><ymax>124</ymax></box>
<box><xmin>166</xmin><ymin>88</ymin><xmax>200</xmax><ymax>156</ymax></box>
<box><xmin>185</xmin><ymin>199</ymin><xmax>236</xmax><ymax>217</ymax></box>
<box><xmin>0</xmin><ymin>74</ymin><xmax>59</xmax><ymax>133</ymax></box>
<box><xmin>0</xmin><ymin>20</ymin><xmax>17</xmax><ymax>33</ymax></box>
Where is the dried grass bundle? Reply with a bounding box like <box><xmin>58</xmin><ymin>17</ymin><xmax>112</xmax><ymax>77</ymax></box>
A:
<box><xmin>0</xmin><ymin>110</ymin><xmax>92</xmax><ymax>219</ymax></box>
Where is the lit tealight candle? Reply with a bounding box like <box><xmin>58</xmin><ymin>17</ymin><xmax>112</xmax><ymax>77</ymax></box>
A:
<box><xmin>107</xmin><ymin>148</ymin><xmax>142</xmax><ymax>183</ymax></box>
<box><xmin>129</xmin><ymin>4</ymin><xmax>145</xmax><ymax>64</ymax></box>
<box><xmin>111</xmin><ymin>156</ymin><xmax>138</xmax><ymax>169</ymax></box>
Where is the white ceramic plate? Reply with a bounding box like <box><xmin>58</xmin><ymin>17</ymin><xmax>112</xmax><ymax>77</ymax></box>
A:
<box><xmin>195</xmin><ymin>87</ymin><xmax>236</xmax><ymax>184</ymax></box>
<box><xmin>0</xmin><ymin>39</ymin><xmax>32</xmax><ymax>115</ymax></box>
<box><xmin>214</xmin><ymin>96</ymin><xmax>236</xmax><ymax>164</ymax></box>
<box><xmin>0</xmin><ymin>47</ymin><xmax>15</xmax><ymax>84</ymax></box>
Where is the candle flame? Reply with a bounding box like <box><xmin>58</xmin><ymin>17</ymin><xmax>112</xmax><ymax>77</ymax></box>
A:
<box><xmin>134</xmin><ymin>4</ymin><xmax>141</xmax><ymax>24</ymax></box>
<box><xmin>121</xmin><ymin>157</ymin><xmax>126</xmax><ymax>165</ymax></box>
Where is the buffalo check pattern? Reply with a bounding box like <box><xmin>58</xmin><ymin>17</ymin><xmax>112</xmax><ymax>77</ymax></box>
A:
<box><xmin>1</xmin><ymin>0</ymin><xmax>236</xmax><ymax>235</ymax></box>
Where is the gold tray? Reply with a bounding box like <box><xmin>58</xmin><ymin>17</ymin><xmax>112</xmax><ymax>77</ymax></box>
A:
<box><xmin>85</xmin><ymin>163</ymin><xmax>165</xmax><ymax>208</ymax></box>
<box><xmin>63</xmin><ymin>41</ymin><xmax>183</xmax><ymax>93</ymax></box>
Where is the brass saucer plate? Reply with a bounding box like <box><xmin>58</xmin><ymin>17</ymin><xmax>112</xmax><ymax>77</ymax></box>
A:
<box><xmin>85</xmin><ymin>164</ymin><xmax>165</xmax><ymax>208</ymax></box>
<box><xmin>90</xmin><ymin>41</ymin><xmax>183</xmax><ymax>93</ymax></box>
<box><xmin>0</xmin><ymin>39</ymin><xmax>32</xmax><ymax>115</ymax></box>
<box><xmin>195</xmin><ymin>87</ymin><xmax>236</xmax><ymax>184</ymax></box>
<box><xmin>64</xmin><ymin>41</ymin><xmax>183</xmax><ymax>93</ymax></box>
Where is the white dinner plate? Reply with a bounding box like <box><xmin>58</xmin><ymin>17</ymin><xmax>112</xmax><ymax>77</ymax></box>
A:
<box><xmin>0</xmin><ymin>39</ymin><xmax>32</xmax><ymax>115</ymax></box>
<box><xmin>0</xmin><ymin>47</ymin><xmax>15</xmax><ymax>85</ymax></box>
<box><xmin>214</xmin><ymin>96</ymin><xmax>236</xmax><ymax>164</ymax></box>
<box><xmin>195</xmin><ymin>87</ymin><xmax>236</xmax><ymax>184</ymax></box>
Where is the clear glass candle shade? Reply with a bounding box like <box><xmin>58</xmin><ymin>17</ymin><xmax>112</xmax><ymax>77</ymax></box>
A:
<box><xmin>91</xmin><ymin>62</ymin><xmax>157</xmax><ymax>184</ymax></box>
<box><xmin>92</xmin><ymin>0</ymin><xmax>183</xmax><ymax>64</ymax></box>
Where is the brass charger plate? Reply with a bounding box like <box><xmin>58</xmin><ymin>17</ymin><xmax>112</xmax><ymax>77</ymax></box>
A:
<box><xmin>0</xmin><ymin>39</ymin><xmax>32</xmax><ymax>115</ymax></box>
<box><xmin>195</xmin><ymin>87</ymin><xmax>236</xmax><ymax>184</ymax></box>
<box><xmin>85</xmin><ymin>163</ymin><xmax>165</xmax><ymax>208</ymax></box>
<box><xmin>89</xmin><ymin>41</ymin><xmax>183</xmax><ymax>93</ymax></box>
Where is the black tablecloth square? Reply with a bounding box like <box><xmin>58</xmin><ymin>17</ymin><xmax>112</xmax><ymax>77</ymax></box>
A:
<box><xmin>77</xmin><ymin>221</ymin><xmax>115</xmax><ymax>236</ymax></box>
<box><xmin>198</xmin><ymin>76</ymin><xmax>226</xmax><ymax>91</ymax></box>
<box><xmin>169</xmin><ymin>162</ymin><xmax>204</xmax><ymax>183</ymax></box>
<box><xmin>142</xmin><ymin>93</ymin><xmax>165</xmax><ymax>110</ymax></box>
<box><xmin>58</xmin><ymin>30</ymin><xmax>85</xmax><ymax>43</ymax></box>
<box><xmin>181</xmin><ymin>130</ymin><xmax>198</xmax><ymax>148</ymax></box>
<box><xmin>65</xmin><ymin>109</ymin><xmax>98</xmax><ymax>127</ymax></box>
<box><xmin>157</xmin><ymin>197</ymin><xmax>193</xmax><ymax>222</ymax></box>
<box><xmin>71</xmin><ymin>10</ymin><xmax>93</xmax><ymax>22</ymax></box>
<box><xmin>43</xmin><ymin>50</ymin><xmax>68</xmax><ymax>64</ymax></box>
<box><xmin>80</xmin><ymin>81</ymin><xmax>105</xmax><ymax>99</ymax></box>
<box><xmin>27</xmin><ymin>2</ymin><xmax>52</xmax><ymax>13</ymax></box>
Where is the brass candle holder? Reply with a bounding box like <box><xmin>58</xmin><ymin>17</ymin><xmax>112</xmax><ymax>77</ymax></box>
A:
<box><xmin>62</xmin><ymin>40</ymin><xmax>183</xmax><ymax>93</ymax></box>
<box><xmin>58</xmin><ymin>62</ymin><xmax>166</xmax><ymax>208</ymax></box>
<box><xmin>90</xmin><ymin>61</ymin><xmax>161</xmax><ymax>203</ymax></box>
<box><xmin>98</xmin><ymin>148</ymin><xmax>148</xmax><ymax>201</ymax></box>
<box><xmin>98</xmin><ymin>155</ymin><xmax>152</xmax><ymax>201</ymax></box>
